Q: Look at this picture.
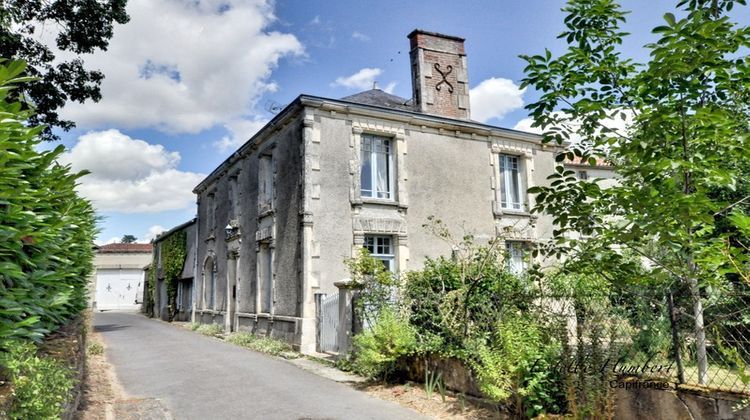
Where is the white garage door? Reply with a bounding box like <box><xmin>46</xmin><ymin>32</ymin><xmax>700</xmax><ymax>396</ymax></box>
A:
<box><xmin>95</xmin><ymin>269</ymin><xmax>144</xmax><ymax>311</ymax></box>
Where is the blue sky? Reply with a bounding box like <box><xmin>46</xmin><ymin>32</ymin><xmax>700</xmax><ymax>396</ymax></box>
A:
<box><xmin>49</xmin><ymin>0</ymin><xmax>750</xmax><ymax>244</ymax></box>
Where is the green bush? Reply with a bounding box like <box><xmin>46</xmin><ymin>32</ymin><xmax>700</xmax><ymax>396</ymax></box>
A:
<box><xmin>402</xmin><ymin>247</ymin><xmax>534</xmax><ymax>353</ymax></box>
<box><xmin>467</xmin><ymin>315</ymin><xmax>564</xmax><ymax>417</ymax></box>
<box><xmin>2</xmin><ymin>342</ymin><xmax>74</xmax><ymax>419</ymax></box>
<box><xmin>225</xmin><ymin>332</ymin><xmax>297</xmax><ymax>358</ymax></box>
<box><xmin>188</xmin><ymin>322</ymin><xmax>200</xmax><ymax>331</ymax></box>
<box><xmin>195</xmin><ymin>323</ymin><xmax>223</xmax><ymax>337</ymax></box>
<box><xmin>0</xmin><ymin>60</ymin><xmax>96</xmax><ymax>351</ymax></box>
<box><xmin>352</xmin><ymin>309</ymin><xmax>417</xmax><ymax>379</ymax></box>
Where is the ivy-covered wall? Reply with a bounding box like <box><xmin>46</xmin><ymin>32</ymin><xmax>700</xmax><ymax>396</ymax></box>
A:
<box><xmin>148</xmin><ymin>229</ymin><xmax>188</xmax><ymax>321</ymax></box>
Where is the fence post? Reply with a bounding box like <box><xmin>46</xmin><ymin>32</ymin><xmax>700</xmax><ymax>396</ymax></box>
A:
<box><xmin>334</xmin><ymin>279</ymin><xmax>358</xmax><ymax>355</ymax></box>
<box><xmin>667</xmin><ymin>291</ymin><xmax>685</xmax><ymax>384</ymax></box>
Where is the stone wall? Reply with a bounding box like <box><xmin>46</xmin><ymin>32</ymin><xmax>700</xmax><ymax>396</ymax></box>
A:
<box><xmin>614</xmin><ymin>385</ymin><xmax>750</xmax><ymax>420</ymax></box>
<box><xmin>401</xmin><ymin>355</ymin><xmax>750</xmax><ymax>419</ymax></box>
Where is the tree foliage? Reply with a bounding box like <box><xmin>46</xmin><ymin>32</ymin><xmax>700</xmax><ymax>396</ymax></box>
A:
<box><xmin>0</xmin><ymin>60</ymin><xmax>97</xmax><ymax>351</ymax></box>
<box><xmin>120</xmin><ymin>234</ymin><xmax>136</xmax><ymax>244</ymax></box>
<box><xmin>0</xmin><ymin>0</ymin><xmax>129</xmax><ymax>140</ymax></box>
<box><xmin>521</xmin><ymin>0</ymin><xmax>750</xmax><ymax>385</ymax></box>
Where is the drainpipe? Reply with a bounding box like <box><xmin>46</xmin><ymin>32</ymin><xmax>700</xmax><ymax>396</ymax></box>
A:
<box><xmin>299</xmin><ymin>112</ymin><xmax>318</xmax><ymax>353</ymax></box>
<box><xmin>192</xmin><ymin>210</ymin><xmax>199</xmax><ymax>323</ymax></box>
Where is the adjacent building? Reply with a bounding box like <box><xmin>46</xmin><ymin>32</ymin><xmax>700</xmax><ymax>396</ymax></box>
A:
<box><xmin>91</xmin><ymin>243</ymin><xmax>152</xmax><ymax>311</ymax></box>
<box><xmin>145</xmin><ymin>219</ymin><xmax>197</xmax><ymax>321</ymax></box>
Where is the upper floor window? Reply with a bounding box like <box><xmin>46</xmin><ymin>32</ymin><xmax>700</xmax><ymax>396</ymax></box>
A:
<box><xmin>364</xmin><ymin>235</ymin><xmax>395</xmax><ymax>272</ymax></box>
<box><xmin>360</xmin><ymin>134</ymin><xmax>393</xmax><ymax>200</ymax></box>
<box><xmin>228</xmin><ymin>175</ymin><xmax>239</xmax><ymax>220</ymax></box>
<box><xmin>207</xmin><ymin>193</ymin><xmax>216</xmax><ymax>233</ymax></box>
<box><xmin>578</xmin><ymin>170</ymin><xmax>588</xmax><ymax>180</ymax></box>
<box><xmin>258</xmin><ymin>155</ymin><xmax>274</xmax><ymax>211</ymax></box>
<box><xmin>498</xmin><ymin>154</ymin><xmax>523</xmax><ymax>210</ymax></box>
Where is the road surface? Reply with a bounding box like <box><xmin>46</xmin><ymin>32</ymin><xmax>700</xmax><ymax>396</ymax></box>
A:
<box><xmin>94</xmin><ymin>311</ymin><xmax>422</xmax><ymax>420</ymax></box>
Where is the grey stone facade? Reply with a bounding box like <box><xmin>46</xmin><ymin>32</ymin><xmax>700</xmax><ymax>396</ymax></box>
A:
<box><xmin>188</xmin><ymin>30</ymin><xmax>605</xmax><ymax>353</ymax></box>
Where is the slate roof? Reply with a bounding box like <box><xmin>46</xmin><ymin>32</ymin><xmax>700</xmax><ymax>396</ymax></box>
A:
<box><xmin>340</xmin><ymin>89</ymin><xmax>414</xmax><ymax>111</ymax></box>
<box><xmin>97</xmin><ymin>243</ymin><xmax>153</xmax><ymax>253</ymax></box>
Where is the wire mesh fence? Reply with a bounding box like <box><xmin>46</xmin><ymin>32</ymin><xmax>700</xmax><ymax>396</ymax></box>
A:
<box><xmin>530</xmin><ymin>283</ymin><xmax>750</xmax><ymax>394</ymax></box>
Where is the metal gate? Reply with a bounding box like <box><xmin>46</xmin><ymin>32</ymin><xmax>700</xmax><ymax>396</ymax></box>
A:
<box><xmin>318</xmin><ymin>292</ymin><xmax>339</xmax><ymax>353</ymax></box>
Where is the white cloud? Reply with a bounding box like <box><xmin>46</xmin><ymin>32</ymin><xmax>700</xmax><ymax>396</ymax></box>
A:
<box><xmin>141</xmin><ymin>225</ymin><xmax>167</xmax><ymax>243</ymax></box>
<box><xmin>55</xmin><ymin>0</ymin><xmax>303</xmax><ymax>133</ymax></box>
<box><xmin>95</xmin><ymin>236</ymin><xmax>122</xmax><ymax>246</ymax></box>
<box><xmin>513</xmin><ymin>109</ymin><xmax>634</xmax><ymax>143</ymax></box>
<box><xmin>332</xmin><ymin>68</ymin><xmax>382</xmax><ymax>90</ymax></box>
<box><xmin>59</xmin><ymin>130</ymin><xmax>205</xmax><ymax>213</ymax></box>
<box><xmin>352</xmin><ymin>31</ymin><xmax>370</xmax><ymax>42</ymax></box>
<box><xmin>214</xmin><ymin>117</ymin><xmax>269</xmax><ymax>151</ymax></box>
<box><xmin>383</xmin><ymin>82</ymin><xmax>397</xmax><ymax>94</ymax></box>
<box><xmin>469</xmin><ymin>77</ymin><xmax>525</xmax><ymax>123</ymax></box>
<box><xmin>512</xmin><ymin>117</ymin><xmax>542</xmax><ymax>134</ymax></box>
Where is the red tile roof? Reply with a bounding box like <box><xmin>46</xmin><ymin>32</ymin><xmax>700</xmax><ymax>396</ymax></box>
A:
<box><xmin>97</xmin><ymin>243</ymin><xmax>153</xmax><ymax>253</ymax></box>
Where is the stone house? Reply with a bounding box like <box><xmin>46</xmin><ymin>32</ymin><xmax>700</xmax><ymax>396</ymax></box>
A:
<box><xmin>190</xmin><ymin>30</ymin><xmax>609</xmax><ymax>353</ymax></box>
<box><xmin>144</xmin><ymin>219</ymin><xmax>197</xmax><ymax>321</ymax></box>
<box><xmin>91</xmin><ymin>242</ymin><xmax>152</xmax><ymax>311</ymax></box>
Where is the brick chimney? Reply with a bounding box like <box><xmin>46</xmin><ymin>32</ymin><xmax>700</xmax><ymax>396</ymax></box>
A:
<box><xmin>408</xmin><ymin>30</ymin><xmax>470</xmax><ymax>120</ymax></box>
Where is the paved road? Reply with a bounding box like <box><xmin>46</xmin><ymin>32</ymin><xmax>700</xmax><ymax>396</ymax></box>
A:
<box><xmin>94</xmin><ymin>311</ymin><xmax>422</xmax><ymax>420</ymax></box>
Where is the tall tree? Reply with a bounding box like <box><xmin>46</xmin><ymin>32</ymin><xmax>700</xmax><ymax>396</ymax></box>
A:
<box><xmin>0</xmin><ymin>0</ymin><xmax>129</xmax><ymax>140</ymax></box>
<box><xmin>120</xmin><ymin>234</ymin><xmax>136</xmax><ymax>244</ymax></box>
<box><xmin>521</xmin><ymin>0</ymin><xmax>750</xmax><ymax>384</ymax></box>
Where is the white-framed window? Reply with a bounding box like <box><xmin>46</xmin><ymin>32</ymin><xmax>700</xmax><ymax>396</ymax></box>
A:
<box><xmin>505</xmin><ymin>241</ymin><xmax>527</xmax><ymax>274</ymax></box>
<box><xmin>498</xmin><ymin>154</ymin><xmax>524</xmax><ymax>210</ymax></box>
<box><xmin>259</xmin><ymin>155</ymin><xmax>274</xmax><ymax>210</ymax></box>
<box><xmin>259</xmin><ymin>243</ymin><xmax>273</xmax><ymax>313</ymax></box>
<box><xmin>364</xmin><ymin>235</ymin><xmax>396</xmax><ymax>272</ymax></box>
<box><xmin>360</xmin><ymin>134</ymin><xmax>394</xmax><ymax>200</ymax></box>
<box><xmin>578</xmin><ymin>170</ymin><xmax>588</xmax><ymax>180</ymax></box>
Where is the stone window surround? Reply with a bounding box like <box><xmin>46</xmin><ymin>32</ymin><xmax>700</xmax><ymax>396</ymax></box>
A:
<box><xmin>227</xmin><ymin>169</ymin><xmax>242</xmax><ymax>222</ymax></box>
<box><xmin>352</xmin><ymin>216</ymin><xmax>409</xmax><ymax>273</ymax></box>
<box><xmin>200</xmin><ymin>252</ymin><xmax>217</xmax><ymax>311</ymax></box>
<box><xmin>349</xmin><ymin>122</ymin><xmax>408</xmax><ymax>210</ymax></box>
<box><xmin>257</xmin><ymin>144</ymin><xmax>276</xmax><ymax>216</ymax></box>
<box><xmin>206</xmin><ymin>190</ymin><xmax>217</xmax><ymax>240</ymax></box>
<box><xmin>490</xmin><ymin>142</ymin><xmax>535</xmax><ymax>218</ymax></box>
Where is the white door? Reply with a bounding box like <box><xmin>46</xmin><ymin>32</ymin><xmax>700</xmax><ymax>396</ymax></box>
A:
<box><xmin>95</xmin><ymin>269</ymin><xmax>144</xmax><ymax>310</ymax></box>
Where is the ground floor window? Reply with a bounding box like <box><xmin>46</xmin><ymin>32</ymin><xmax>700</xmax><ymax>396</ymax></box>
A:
<box><xmin>259</xmin><ymin>244</ymin><xmax>273</xmax><ymax>313</ymax></box>
<box><xmin>176</xmin><ymin>280</ymin><xmax>192</xmax><ymax>312</ymax></box>
<box><xmin>364</xmin><ymin>235</ymin><xmax>396</xmax><ymax>272</ymax></box>
<box><xmin>505</xmin><ymin>241</ymin><xmax>527</xmax><ymax>274</ymax></box>
<box><xmin>177</xmin><ymin>281</ymin><xmax>184</xmax><ymax>311</ymax></box>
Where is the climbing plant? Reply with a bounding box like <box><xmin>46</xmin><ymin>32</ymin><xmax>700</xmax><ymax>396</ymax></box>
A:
<box><xmin>159</xmin><ymin>230</ymin><xmax>187</xmax><ymax>321</ymax></box>
<box><xmin>145</xmin><ymin>255</ymin><xmax>156</xmax><ymax>318</ymax></box>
